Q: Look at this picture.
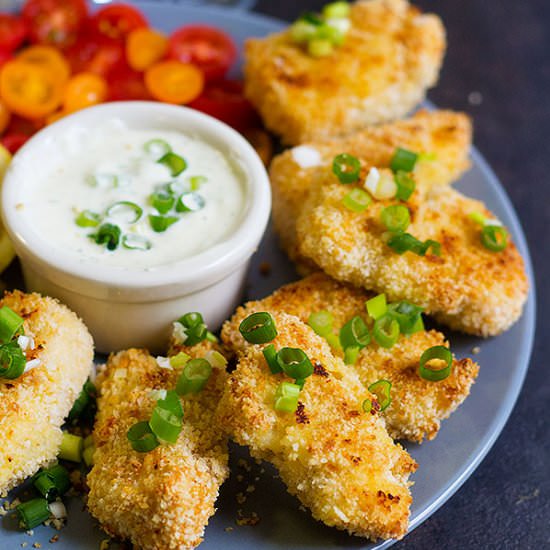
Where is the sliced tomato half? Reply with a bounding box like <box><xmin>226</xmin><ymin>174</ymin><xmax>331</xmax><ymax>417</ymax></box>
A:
<box><xmin>90</xmin><ymin>4</ymin><xmax>148</xmax><ymax>42</ymax></box>
<box><xmin>0</xmin><ymin>15</ymin><xmax>27</xmax><ymax>52</ymax></box>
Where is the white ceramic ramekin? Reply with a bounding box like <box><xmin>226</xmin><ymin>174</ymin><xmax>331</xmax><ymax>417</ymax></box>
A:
<box><xmin>1</xmin><ymin>101</ymin><xmax>271</xmax><ymax>353</ymax></box>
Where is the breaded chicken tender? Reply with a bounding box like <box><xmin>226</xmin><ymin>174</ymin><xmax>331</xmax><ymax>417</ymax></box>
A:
<box><xmin>222</xmin><ymin>273</ymin><xmax>479</xmax><ymax>443</ymax></box>
<box><xmin>218</xmin><ymin>312</ymin><xmax>417</xmax><ymax>541</ymax></box>
<box><xmin>269</xmin><ymin>110</ymin><xmax>472</xmax><ymax>268</ymax></box>
<box><xmin>0</xmin><ymin>291</ymin><xmax>93</xmax><ymax>495</ymax></box>
<box><xmin>244</xmin><ymin>0</ymin><xmax>445</xmax><ymax>144</ymax></box>
<box><xmin>87</xmin><ymin>343</ymin><xmax>229</xmax><ymax>550</ymax></box>
<box><xmin>296</xmin><ymin>179</ymin><xmax>528</xmax><ymax>336</ymax></box>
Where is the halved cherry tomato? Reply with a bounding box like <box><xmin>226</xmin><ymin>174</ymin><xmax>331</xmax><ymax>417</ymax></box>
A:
<box><xmin>91</xmin><ymin>4</ymin><xmax>148</xmax><ymax>42</ymax></box>
<box><xmin>64</xmin><ymin>72</ymin><xmax>108</xmax><ymax>112</ymax></box>
<box><xmin>1</xmin><ymin>133</ymin><xmax>29</xmax><ymax>154</ymax></box>
<box><xmin>18</xmin><ymin>45</ymin><xmax>71</xmax><ymax>84</ymax></box>
<box><xmin>167</xmin><ymin>25</ymin><xmax>237</xmax><ymax>82</ymax></box>
<box><xmin>144</xmin><ymin>60</ymin><xmax>204</xmax><ymax>105</ymax></box>
<box><xmin>22</xmin><ymin>0</ymin><xmax>88</xmax><ymax>48</ymax></box>
<box><xmin>0</xmin><ymin>15</ymin><xmax>27</xmax><ymax>52</ymax></box>
<box><xmin>189</xmin><ymin>80</ymin><xmax>260</xmax><ymax>131</ymax></box>
<box><xmin>108</xmin><ymin>65</ymin><xmax>151</xmax><ymax>101</ymax></box>
<box><xmin>0</xmin><ymin>60</ymin><xmax>64</xmax><ymax>119</ymax></box>
<box><xmin>126</xmin><ymin>28</ymin><xmax>167</xmax><ymax>72</ymax></box>
<box><xmin>0</xmin><ymin>100</ymin><xmax>11</xmax><ymax>134</ymax></box>
<box><xmin>66</xmin><ymin>32</ymin><xmax>125</xmax><ymax>77</ymax></box>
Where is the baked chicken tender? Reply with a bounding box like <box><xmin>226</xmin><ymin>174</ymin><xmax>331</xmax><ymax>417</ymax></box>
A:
<box><xmin>87</xmin><ymin>344</ymin><xmax>229</xmax><ymax>550</ymax></box>
<box><xmin>0</xmin><ymin>291</ymin><xmax>93</xmax><ymax>495</ymax></box>
<box><xmin>269</xmin><ymin>110</ymin><xmax>472</xmax><ymax>268</ymax></box>
<box><xmin>244</xmin><ymin>0</ymin><xmax>445</xmax><ymax>144</ymax></box>
<box><xmin>222</xmin><ymin>273</ymin><xmax>479</xmax><ymax>443</ymax></box>
<box><xmin>218</xmin><ymin>312</ymin><xmax>417</xmax><ymax>541</ymax></box>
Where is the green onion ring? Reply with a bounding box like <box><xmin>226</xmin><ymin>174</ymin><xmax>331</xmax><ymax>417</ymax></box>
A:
<box><xmin>307</xmin><ymin>310</ymin><xmax>334</xmax><ymax>337</ymax></box>
<box><xmin>149</xmin><ymin>191</ymin><xmax>175</xmax><ymax>215</ymax></box>
<box><xmin>274</xmin><ymin>381</ymin><xmax>301</xmax><ymax>413</ymax></box>
<box><xmin>340</xmin><ymin>316</ymin><xmax>370</xmax><ymax>350</ymax></box>
<box><xmin>390</xmin><ymin>147</ymin><xmax>418</xmax><ymax>173</ymax></box>
<box><xmin>149</xmin><ymin>405</ymin><xmax>182</xmax><ymax>444</ymax></box>
<box><xmin>127</xmin><ymin>421</ymin><xmax>159</xmax><ymax>453</ymax></box>
<box><xmin>122</xmin><ymin>234</ymin><xmax>152</xmax><ymax>251</ymax></box>
<box><xmin>368</xmin><ymin>379</ymin><xmax>392</xmax><ymax>411</ymax></box>
<box><xmin>239</xmin><ymin>312</ymin><xmax>278</xmax><ymax>344</ymax></box>
<box><xmin>157</xmin><ymin>152</ymin><xmax>187</xmax><ymax>177</ymax></box>
<box><xmin>0</xmin><ymin>306</ymin><xmax>24</xmax><ymax>343</ymax></box>
<box><xmin>419</xmin><ymin>345</ymin><xmax>453</xmax><ymax>381</ymax></box>
<box><xmin>176</xmin><ymin>192</ymin><xmax>205</xmax><ymax>213</ymax></box>
<box><xmin>387</xmin><ymin>301</ymin><xmax>424</xmax><ymax>335</ymax></box>
<box><xmin>276</xmin><ymin>347</ymin><xmax>314</xmax><ymax>380</ymax></box>
<box><xmin>0</xmin><ymin>341</ymin><xmax>26</xmax><ymax>379</ymax></box>
<box><xmin>176</xmin><ymin>358</ymin><xmax>212</xmax><ymax>395</ymax></box>
<box><xmin>394</xmin><ymin>171</ymin><xmax>416</xmax><ymax>201</ymax></box>
<box><xmin>342</xmin><ymin>188</ymin><xmax>371</xmax><ymax>212</ymax></box>
<box><xmin>75</xmin><ymin>210</ymin><xmax>101</xmax><ymax>228</ymax></box>
<box><xmin>89</xmin><ymin>223</ymin><xmax>121</xmax><ymax>251</ymax></box>
<box><xmin>263</xmin><ymin>344</ymin><xmax>282</xmax><ymax>374</ymax></box>
<box><xmin>144</xmin><ymin>138</ymin><xmax>172</xmax><ymax>159</ymax></box>
<box><xmin>106</xmin><ymin>201</ymin><xmax>143</xmax><ymax>223</ymax></box>
<box><xmin>380</xmin><ymin>204</ymin><xmax>411</xmax><ymax>232</ymax></box>
<box><xmin>481</xmin><ymin>225</ymin><xmax>508</xmax><ymax>252</ymax></box>
<box><xmin>332</xmin><ymin>153</ymin><xmax>361</xmax><ymax>184</ymax></box>
<box><xmin>148</xmin><ymin>215</ymin><xmax>179</xmax><ymax>233</ymax></box>
<box><xmin>362</xmin><ymin>398</ymin><xmax>372</xmax><ymax>414</ymax></box>
<box><xmin>373</xmin><ymin>315</ymin><xmax>400</xmax><ymax>348</ymax></box>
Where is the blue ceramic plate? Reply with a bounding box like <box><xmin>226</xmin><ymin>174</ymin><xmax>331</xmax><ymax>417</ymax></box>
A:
<box><xmin>0</xmin><ymin>2</ymin><xmax>535</xmax><ymax>549</ymax></box>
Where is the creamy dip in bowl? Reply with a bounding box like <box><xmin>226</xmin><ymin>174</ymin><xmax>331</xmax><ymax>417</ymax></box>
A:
<box><xmin>1</xmin><ymin>102</ymin><xmax>271</xmax><ymax>353</ymax></box>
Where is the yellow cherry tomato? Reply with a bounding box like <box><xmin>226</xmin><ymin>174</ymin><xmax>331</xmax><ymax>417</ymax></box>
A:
<box><xmin>63</xmin><ymin>72</ymin><xmax>108</xmax><ymax>113</ymax></box>
<box><xmin>126</xmin><ymin>28</ymin><xmax>168</xmax><ymax>72</ymax></box>
<box><xmin>18</xmin><ymin>45</ymin><xmax>71</xmax><ymax>84</ymax></box>
<box><xmin>144</xmin><ymin>60</ymin><xmax>204</xmax><ymax>105</ymax></box>
<box><xmin>0</xmin><ymin>60</ymin><xmax>64</xmax><ymax>119</ymax></box>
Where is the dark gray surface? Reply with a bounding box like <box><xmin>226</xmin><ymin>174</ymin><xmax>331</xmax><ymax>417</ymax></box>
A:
<box><xmin>253</xmin><ymin>2</ymin><xmax>548</xmax><ymax>549</ymax></box>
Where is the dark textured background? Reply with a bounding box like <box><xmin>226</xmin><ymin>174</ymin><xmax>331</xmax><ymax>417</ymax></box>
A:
<box><xmin>251</xmin><ymin>1</ymin><xmax>549</xmax><ymax>548</ymax></box>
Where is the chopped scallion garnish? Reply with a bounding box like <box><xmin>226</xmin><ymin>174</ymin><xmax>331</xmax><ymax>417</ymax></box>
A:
<box><xmin>390</xmin><ymin>148</ymin><xmax>418</xmax><ymax>173</ymax></box>
<box><xmin>239</xmin><ymin>312</ymin><xmax>278</xmax><ymax>344</ymax></box>
<box><xmin>419</xmin><ymin>345</ymin><xmax>453</xmax><ymax>381</ymax></box>
<box><xmin>189</xmin><ymin>175</ymin><xmax>207</xmax><ymax>191</ymax></box>
<box><xmin>380</xmin><ymin>204</ymin><xmax>411</xmax><ymax>232</ymax></box>
<box><xmin>89</xmin><ymin>223</ymin><xmax>121</xmax><ymax>251</ymax></box>
<box><xmin>366</xmin><ymin>294</ymin><xmax>387</xmax><ymax>320</ymax></box>
<box><xmin>322</xmin><ymin>1</ymin><xmax>350</xmax><ymax>19</ymax></box>
<box><xmin>307</xmin><ymin>310</ymin><xmax>334</xmax><ymax>337</ymax></box>
<box><xmin>339</xmin><ymin>316</ymin><xmax>370</xmax><ymax>350</ymax></box>
<box><xmin>263</xmin><ymin>343</ymin><xmax>281</xmax><ymax>374</ymax></box>
<box><xmin>75</xmin><ymin>210</ymin><xmax>101</xmax><ymax>228</ymax></box>
<box><xmin>86</xmin><ymin>173</ymin><xmax>118</xmax><ymax>189</ymax></box>
<box><xmin>106</xmin><ymin>201</ymin><xmax>143</xmax><ymax>223</ymax></box>
<box><xmin>177</xmin><ymin>312</ymin><xmax>208</xmax><ymax>346</ymax></box>
<box><xmin>387</xmin><ymin>301</ymin><xmax>424</xmax><ymax>335</ymax></box>
<box><xmin>33</xmin><ymin>464</ymin><xmax>70</xmax><ymax>502</ymax></box>
<box><xmin>149</xmin><ymin>191</ymin><xmax>175</xmax><ymax>214</ymax></box>
<box><xmin>394</xmin><ymin>171</ymin><xmax>416</xmax><ymax>201</ymax></box>
<box><xmin>0</xmin><ymin>341</ymin><xmax>26</xmax><ymax>379</ymax></box>
<box><xmin>362</xmin><ymin>398</ymin><xmax>372</xmax><ymax>414</ymax></box>
<box><xmin>344</xmin><ymin>345</ymin><xmax>360</xmax><ymax>365</ymax></box>
<box><xmin>332</xmin><ymin>153</ymin><xmax>361</xmax><ymax>184</ymax></box>
<box><xmin>175</xmin><ymin>192</ymin><xmax>205</xmax><ymax>213</ymax></box>
<box><xmin>122</xmin><ymin>234</ymin><xmax>152</xmax><ymax>251</ymax></box>
<box><xmin>276</xmin><ymin>347</ymin><xmax>314</xmax><ymax>380</ymax></box>
<box><xmin>274</xmin><ymin>381</ymin><xmax>301</xmax><ymax>413</ymax></box>
<box><xmin>158</xmin><ymin>152</ymin><xmax>187</xmax><ymax>177</ymax></box>
<box><xmin>481</xmin><ymin>225</ymin><xmax>508</xmax><ymax>252</ymax></box>
<box><xmin>16</xmin><ymin>498</ymin><xmax>51</xmax><ymax>530</ymax></box>
<box><xmin>83</xmin><ymin>444</ymin><xmax>95</xmax><ymax>467</ymax></box>
<box><xmin>342</xmin><ymin>188</ymin><xmax>371</xmax><ymax>212</ymax></box>
<box><xmin>0</xmin><ymin>306</ymin><xmax>24</xmax><ymax>343</ymax></box>
<box><xmin>144</xmin><ymin>138</ymin><xmax>172</xmax><ymax>159</ymax></box>
<box><xmin>149</xmin><ymin>390</ymin><xmax>183</xmax><ymax>443</ymax></box>
<box><xmin>148</xmin><ymin>215</ymin><xmax>179</xmax><ymax>233</ymax></box>
<box><xmin>169</xmin><ymin>351</ymin><xmax>190</xmax><ymax>368</ymax></box>
<box><xmin>58</xmin><ymin>432</ymin><xmax>83</xmax><ymax>462</ymax></box>
<box><xmin>127</xmin><ymin>421</ymin><xmax>159</xmax><ymax>453</ymax></box>
<box><xmin>290</xmin><ymin>20</ymin><xmax>318</xmax><ymax>44</ymax></box>
<box><xmin>385</xmin><ymin>232</ymin><xmax>441</xmax><ymax>257</ymax></box>
<box><xmin>368</xmin><ymin>379</ymin><xmax>392</xmax><ymax>411</ymax></box>
<box><xmin>176</xmin><ymin>358</ymin><xmax>212</xmax><ymax>395</ymax></box>
<box><xmin>373</xmin><ymin>315</ymin><xmax>400</xmax><ymax>348</ymax></box>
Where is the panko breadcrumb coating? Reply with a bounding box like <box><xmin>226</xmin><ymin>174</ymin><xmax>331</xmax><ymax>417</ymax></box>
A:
<box><xmin>217</xmin><ymin>312</ymin><xmax>417</xmax><ymax>541</ymax></box>
<box><xmin>222</xmin><ymin>273</ymin><xmax>479</xmax><ymax>443</ymax></box>
<box><xmin>269</xmin><ymin>110</ymin><xmax>472</xmax><ymax>269</ymax></box>
<box><xmin>0</xmin><ymin>291</ymin><xmax>93</xmax><ymax>495</ymax></box>
<box><xmin>244</xmin><ymin>0</ymin><xmax>445</xmax><ymax>144</ymax></box>
<box><xmin>87</xmin><ymin>343</ymin><xmax>229</xmax><ymax>550</ymax></box>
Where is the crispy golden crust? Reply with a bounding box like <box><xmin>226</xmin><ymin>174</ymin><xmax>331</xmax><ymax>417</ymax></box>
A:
<box><xmin>87</xmin><ymin>344</ymin><xmax>229</xmax><ymax>550</ymax></box>
<box><xmin>222</xmin><ymin>273</ymin><xmax>479</xmax><ymax>442</ymax></box>
<box><xmin>0</xmin><ymin>291</ymin><xmax>93</xmax><ymax>495</ymax></box>
<box><xmin>244</xmin><ymin>0</ymin><xmax>445</xmax><ymax>144</ymax></box>
<box><xmin>269</xmin><ymin>110</ymin><xmax>472</xmax><ymax>268</ymax></box>
<box><xmin>296</xmin><ymin>178</ymin><xmax>528</xmax><ymax>336</ymax></box>
<box><xmin>218</xmin><ymin>312</ymin><xmax>416</xmax><ymax>541</ymax></box>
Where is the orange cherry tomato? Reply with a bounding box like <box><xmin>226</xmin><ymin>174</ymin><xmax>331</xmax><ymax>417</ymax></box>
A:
<box><xmin>144</xmin><ymin>60</ymin><xmax>204</xmax><ymax>105</ymax></box>
<box><xmin>0</xmin><ymin>60</ymin><xmax>64</xmax><ymax>119</ymax></box>
<box><xmin>63</xmin><ymin>72</ymin><xmax>108</xmax><ymax>113</ymax></box>
<box><xmin>18</xmin><ymin>45</ymin><xmax>71</xmax><ymax>84</ymax></box>
<box><xmin>126</xmin><ymin>28</ymin><xmax>168</xmax><ymax>72</ymax></box>
<box><xmin>0</xmin><ymin>100</ymin><xmax>11</xmax><ymax>134</ymax></box>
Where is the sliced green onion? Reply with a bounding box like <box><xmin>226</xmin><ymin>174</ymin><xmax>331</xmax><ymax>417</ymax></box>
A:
<box><xmin>409</xmin><ymin>315</ymin><xmax>425</xmax><ymax>334</ymax></box>
<box><xmin>157</xmin><ymin>389</ymin><xmax>184</xmax><ymax>418</ymax></box>
<box><xmin>0</xmin><ymin>341</ymin><xmax>26</xmax><ymax>379</ymax></box>
<box><xmin>32</xmin><ymin>473</ymin><xmax>56</xmax><ymax>502</ymax></box>
<box><xmin>33</xmin><ymin>464</ymin><xmax>70</xmax><ymax>502</ymax></box>
<box><xmin>385</xmin><ymin>232</ymin><xmax>441</xmax><ymax>257</ymax></box>
<box><xmin>368</xmin><ymin>379</ymin><xmax>392</xmax><ymax>411</ymax></box>
<box><xmin>342</xmin><ymin>188</ymin><xmax>371</xmax><ymax>212</ymax></box>
<box><xmin>481</xmin><ymin>225</ymin><xmax>508</xmax><ymax>252</ymax></box>
<box><xmin>290</xmin><ymin>20</ymin><xmax>318</xmax><ymax>43</ymax></box>
<box><xmin>332</xmin><ymin>153</ymin><xmax>361</xmax><ymax>184</ymax></box>
<box><xmin>394</xmin><ymin>171</ymin><xmax>416</xmax><ymax>201</ymax></box>
<box><xmin>83</xmin><ymin>445</ymin><xmax>95</xmax><ymax>467</ymax></box>
<box><xmin>177</xmin><ymin>312</ymin><xmax>208</xmax><ymax>346</ymax></box>
<box><xmin>189</xmin><ymin>175</ymin><xmax>207</xmax><ymax>191</ymax></box>
<box><xmin>205</xmin><ymin>350</ymin><xmax>227</xmax><ymax>368</ymax></box>
<box><xmin>322</xmin><ymin>1</ymin><xmax>350</xmax><ymax>19</ymax></box>
<box><xmin>106</xmin><ymin>201</ymin><xmax>143</xmax><ymax>223</ymax></box>
<box><xmin>340</xmin><ymin>316</ymin><xmax>370</xmax><ymax>350</ymax></box>
<box><xmin>362</xmin><ymin>398</ymin><xmax>372</xmax><ymax>414</ymax></box>
<box><xmin>299</xmin><ymin>12</ymin><xmax>323</xmax><ymax>26</ymax></box>
<box><xmin>158</xmin><ymin>152</ymin><xmax>187</xmax><ymax>176</ymax></box>
<box><xmin>387</xmin><ymin>301</ymin><xmax>424</xmax><ymax>334</ymax></box>
<box><xmin>169</xmin><ymin>351</ymin><xmax>190</xmax><ymax>368</ymax></box>
<box><xmin>127</xmin><ymin>421</ymin><xmax>159</xmax><ymax>453</ymax></box>
<box><xmin>89</xmin><ymin>223</ymin><xmax>121</xmax><ymax>251</ymax></box>
<box><xmin>276</xmin><ymin>347</ymin><xmax>313</xmax><ymax>380</ymax></box>
<box><xmin>0</xmin><ymin>306</ymin><xmax>24</xmax><ymax>343</ymax></box>
<box><xmin>149</xmin><ymin>191</ymin><xmax>175</xmax><ymax>214</ymax></box>
<box><xmin>206</xmin><ymin>331</ymin><xmax>218</xmax><ymax>343</ymax></box>
<box><xmin>122</xmin><ymin>234</ymin><xmax>152</xmax><ymax>251</ymax></box>
<box><xmin>307</xmin><ymin>310</ymin><xmax>333</xmax><ymax>337</ymax></box>
<box><xmin>274</xmin><ymin>381</ymin><xmax>301</xmax><ymax>413</ymax></box>
<box><xmin>315</xmin><ymin>22</ymin><xmax>346</xmax><ymax>46</ymax></box>
<box><xmin>419</xmin><ymin>345</ymin><xmax>453</xmax><ymax>381</ymax></box>
<box><xmin>176</xmin><ymin>358</ymin><xmax>212</xmax><ymax>395</ymax></box>
<box><xmin>344</xmin><ymin>345</ymin><xmax>360</xmax><ymax>365</ymax></box>
<box><xmin>75</xmin><ymin>210</ymin><xmax>101</xmax><ymax>228</ymax></box>
<box><xmin>175</xmin><ymin>192</ymin><xmax>205</xmax><ymax>213</ymax></box>
<box><xmin>373</xmin><ymin>315</ymin><xmax>400</xmax><ymax>348</ymax></box>
<box><xmin>144</xmin><ymin>138</ymin><xmax>172</xmax><ymax>159</ymax></box>
<box><xmin>366</xmin><ymin>294</ymin><xmax>387</xmax><ymax>320</ymax></box>
<box><xmin>469</xmin><ymin>211</ymin><xmax>488</xmax><ymax>226</ymax></box>
<box><xmin>418</xmin><ymin>151</ymin><xmax>437</xmax><ymax>162</ymax></box>
<box><xmin>149</xmin><ymin>404</ymin><xmax>182</xmax><ymax>444</ymax></box>
<box><xmin>58</xmin><ymin>432</ymin><xmax>83</xmax><ymax>462</ymax></box>
<box><xmin>83</xmin><ymin>434</ymin><xmax>94</xmax><ymax>449</ymax></box>
<box><xmin>17</xmin><ymin>498</ymin><xmax>51</xmax><ymax>530</ymax></box>
<box><xmin>148</xmin><ymin>215</ymin><xmax>179</xmax><ymax>233</ymax></box>
<box><xmin>381</xmin><ymin>204</ymin><xmax>410</xmax><ymax>232</ymax></box>
<box><xmin>68</xmin><ymin>387</ymin><xmax>91</xmax><ymax>421</ymax></box>
<box><xmin>180</xmin><ymin>312</ymin><xmax>203</xmax><ymax>327</ymax></box>
<box><xmin>239</xmin><ymin>312</ymin><xmax>278</xmax><ymax>344</ymax></box>
<box><xmin>390</xmin><ymin>148</ymin><xmax>418</xmax><ymax>173</ymax></box>
<box><xmin>86</xmin><ymin>173</ymin><xmax>118</xmax><ymax>188</ymax></box>
<box><xmin>263</xmin><ymin>343</ymin><xmax>281</xmax><ymax>374</ymax></box>
<box><xmin>325</xmin><ymin>332</ymin><xmax>343</xmax><ymax>351</ymax></box>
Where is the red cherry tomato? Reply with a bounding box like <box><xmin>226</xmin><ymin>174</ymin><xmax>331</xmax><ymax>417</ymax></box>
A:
<box><xmin>6</xmin><ymin>114</ymin><xmax>44</xmax><ymax>137</ymax></box>
<box><xmin>21</xmin><ymin>0</ymin><xmax>88</xmax><ymax>48</ymax></box>
<box><xmin>189</xmin><ymin>80</ymin><xmax>260</xmax><ymax>131</ymax></box>
<box><xmin>0</xmin><ymin>49</ymin><xmax>14</xmax><ymax>68</ymax></box>
<box><xmin>107</xmin><ymin>65</ymin><xmax>151</xmax><ymax>101</ymax></box>
<box><xmin>1</xmin><ymin>133</ymin><xmax>29</xmax><ymax>154</ymax></box>
<box><xmin>65</xmin><ymin>32</ymin><xmax>125</xmax><ymax>77</ymax></box>
<box><xmin>167</xmin><ymin>25</ymin><xmax>237</xmax><ymax>82</ymax></box>
<box><xmin>91</xmin><ymin>4</ymin><xmax>148</xmax><ymax>42</ymax></box>
<box><xmin>0</xmin><ymin>15</ymin><xmax>27</xmax><ymax>53</ymax></box>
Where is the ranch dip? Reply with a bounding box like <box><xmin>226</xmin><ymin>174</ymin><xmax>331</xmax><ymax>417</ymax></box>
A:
<box><xmin>17</xmin><ymin>121</ymin><xmax>247</xmax><ymax>269</ymax></box>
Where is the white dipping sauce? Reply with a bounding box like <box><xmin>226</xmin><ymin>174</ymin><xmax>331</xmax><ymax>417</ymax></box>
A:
<box><xmin>19</xmin><ymin>122</ymin><xmax>246</xmax><ymax>269</ymax></box>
